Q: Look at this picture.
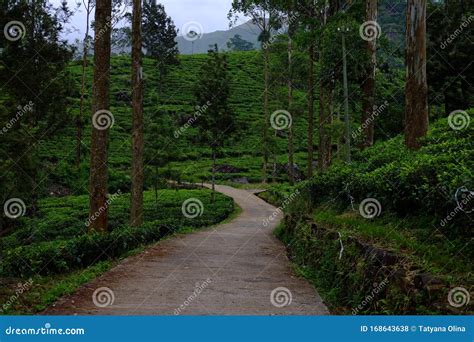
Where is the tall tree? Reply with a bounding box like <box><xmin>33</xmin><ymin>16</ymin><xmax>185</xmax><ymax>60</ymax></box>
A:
<box><xmin>88</xmin><ymin>0</ymin><xmax>112</xmax><ymax>233</ymax></box>
<box><xmin>1</xmin><ymin>0</ymin><xmax>75</xmax><ymax>214</ymax></box>
<box><xmin>76</xmin><ymin>0</ymin><xmax>94</xmax><ymax>167</ymax></box>
<box><xmin>130</xmin><ymin>0</ymin><xmax>144</xmax><ymax>227</ymax></box>
<box><xmin>229</xmin><ymin>0</ymin><xmax>274</xmax><ymax>183</ymax></box>
<box><xmin>195</xmin><ymin>46</ymin><xmax>234</xmax><ymax>202</ymax></box>
<box><xmin>405</xmin><ymin>0</ymin><xmax>428</xmax><ymax>150</ymax></box>
<box><xmin>142</xmin><ymin>0</ymin><xmax>179</xmax><ymax>95</ymax></box>
<box><xmin>227</xmin><ymin>34</ymin><xmax>255</xmax><ymax>51</ymax></box>
<box><xmin>318</xmin><ymin>2</ymin><xmax>333</xmax><ymax>170</ymax></box>
<box><xmin>286</xmin><ymin>2</ymin><xmax>295</xmax><ymax>185</ymax></box>
<box><xmin>360</xmin><ymin>0</ymin><xmax>377</xmax><ymax>149</ymax></box>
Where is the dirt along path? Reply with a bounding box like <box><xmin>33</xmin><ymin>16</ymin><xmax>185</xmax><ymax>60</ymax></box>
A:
<box><xmin>45</xmin><ymin>184</ymin><xmax>328</xmax><ymax>315</ymax></box>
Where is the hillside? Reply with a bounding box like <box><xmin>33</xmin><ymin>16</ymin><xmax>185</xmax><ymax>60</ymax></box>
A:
<box><xmin>176</xmin><ymin>20</ymin><xmax>261</xmax><ymax>54</ymax></box>
<box><xmin>39</xmin><ymin>51</ymin><xmax>313</xmax><ymax>195</ymax></box>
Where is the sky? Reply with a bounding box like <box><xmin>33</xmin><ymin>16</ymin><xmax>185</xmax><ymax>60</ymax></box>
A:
<box><xmin>50</xmin><ymin>0</ymin><xmax>240</xmax><ymax>42</ymax></box>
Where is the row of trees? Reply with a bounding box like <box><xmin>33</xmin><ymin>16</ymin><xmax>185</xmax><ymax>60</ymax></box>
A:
<box><xmin>87</xmin><ymin>0</ymin><xmax>181</xmax><ymax>231</ymax></box>
<box><xmin>229</xmin><ymin>0</ymin><xmax>453</xmax><ymax>183</ymax></box>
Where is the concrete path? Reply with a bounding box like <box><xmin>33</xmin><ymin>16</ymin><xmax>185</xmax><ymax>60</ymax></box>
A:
<box><xmin>45</xmin><ymin>184</ymin><xmax>328</xmax><ymax>315</ymax></box>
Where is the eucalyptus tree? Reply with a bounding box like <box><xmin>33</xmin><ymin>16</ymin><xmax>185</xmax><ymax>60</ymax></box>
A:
<box><xmin>405</xmin><ymin>0</ymin><xmax>428</xmax><ymax>150</ymax></box>
<box><xmin>229</xmin><ymin>0</ymin><xmax>276</xmax><ymax>183</ymax></box>
<box><xmin>88</xmin><ymin>0</ymin><xmax>113</xmax><ymax>232</ymax></box>
<box><xmin>130</xmin><ymin>0</ymin><xmax>144</xmax><ymax>227</ymax></box>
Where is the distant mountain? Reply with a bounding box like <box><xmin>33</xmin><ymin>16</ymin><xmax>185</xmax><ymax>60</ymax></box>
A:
<box><xmin>176</xmin><ymin>20</ymin><xmax>262</xmax><ymax>55</ymax></box>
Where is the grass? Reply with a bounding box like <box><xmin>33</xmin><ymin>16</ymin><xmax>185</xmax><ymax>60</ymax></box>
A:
<box><xmin>312</xmin><ymin>205</ymin><xmax>471</xmax><ymax>281</ymax></box>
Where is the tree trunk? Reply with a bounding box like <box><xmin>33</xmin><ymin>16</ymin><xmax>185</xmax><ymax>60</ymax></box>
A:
<box><xmin>405</xmin><ymin>0</ymin><xmax>428</xmax><ymax>150</ymax></box>
<box><xmin>318</xmin><ymin>3</ymin><xmax>332</xmax><ymax>171</ymax></box>
<box><xmin>76</xmin><ymin>0</ymin><xmax>92</xmax><ymax>168</ymax></box>
<box><xmin>130</xmin><ymin>0</ymin><xmax>144</xmax><ymax>227</ymax></box>
<box><xmin>307</xmin><ymin>42</ymin><xmax>315</xmax><ymax>178</ymax></box>
<box><xmin>263</xmin><ymin>45</ymin><xmax>270</xmax><ymax>183</ymax></box>
<box><xmin>211</xmin><ymin>147</ymin><xmax>216</xmax><ymax>203</ymax></box>
<box><xmin>88</xmin><ymin>0</ymin><xmax>112</xmax><ymax>233</ymax></box>
<box><xmin>342</xmin><ymin>33</ymin><xmax>351</xmax><ymax>163</ymax></box>
<box><xmin>360</xmin><ymin>0</ymin><xmax>377</xmax><ymax>149</ymax></box>
<box><xmin>287</xmin><ymin>19</ymin><xmax>294</xmax><ymax>185</ymax></box>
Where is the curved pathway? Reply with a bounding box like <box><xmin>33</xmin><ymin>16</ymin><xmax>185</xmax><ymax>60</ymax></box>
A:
<box><xmin>45</xmin><ymin>184</ymin><xmax>328</xmax><ymax>315</ymax></box>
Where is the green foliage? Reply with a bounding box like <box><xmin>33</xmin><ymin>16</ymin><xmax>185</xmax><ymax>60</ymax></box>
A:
<box><xmin>0</xmin><ymin>189</ymin><xmax>234</xmax><ymax>276</ymax></box>
<box><xmin>306</xmin><ymin>113</ymin><xmax>474</xmax><ymax>237</ymax></box>
<box><xmin>227</xmin><ymin>34</ymin><xmax>255</xmax><ymax>51</ymax></box>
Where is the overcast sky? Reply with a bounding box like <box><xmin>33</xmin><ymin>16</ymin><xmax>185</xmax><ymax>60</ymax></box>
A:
<box><xmin>51</xmin><ymin>0</ymin><xmax>242</xmax><ymax>42</ymax></box>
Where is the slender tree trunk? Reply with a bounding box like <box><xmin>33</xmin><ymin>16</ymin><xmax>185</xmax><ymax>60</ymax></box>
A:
<box><xmin>405</xmin><ymin>0</ymin><xmax>428</xmax><ymax>150</ymax></box>
<box><xmin>263</xmin><ymin>44</ymin><xmax>270</xmax><ymax>183</ymax></box>
<box><xmin>130</xmin><ymin>0</ymin><xmax>144</xmax><ymax>227</ymax></box>
<box><xmin>342</xmin><ymin>33</ymin><xmax>351</xmax><ymax>163</ymax></box>
<box><xmin>307</xmin><ymin>42</ymin><xmax>315</xmax><ymax>178</ymax></box>
<box><xmin>360</xmin><ymin>0</ymin><xmax>377</xmax><ymax>149</ymax></box>
<box><xmin>211</xmin><ymin>147</ymin><xmax>216</xmax><ymax>203</ymax></box>
<box><xmin>76</xmin><ymin>0</ymin><xmax>92</xmax><ymax>168</ymax></box>
<box><xmin>88</xmin><ymin>0</ymin><xmax>112</xmax><ymax>233</ymax></box>
<box><xmin>287</xmin><ymin>20</ymin><xmax>294</xmax><ymax>185</ymax></box>
<box><xmin>318</xmin><ymin>3</ymin><xmax>332</xmax><ymax>171</ymax></box>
